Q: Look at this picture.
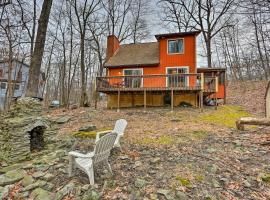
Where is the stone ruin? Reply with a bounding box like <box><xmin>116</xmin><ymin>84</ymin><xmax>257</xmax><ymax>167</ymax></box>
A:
<box><xmin>0</xmin><ymin>98</ymin><xmax>54</xmax><ymax>163</ymax></box>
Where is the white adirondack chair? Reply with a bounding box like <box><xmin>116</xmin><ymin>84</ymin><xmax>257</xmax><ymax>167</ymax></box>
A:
<box><xmin>68</xmin><ymin>132</ymin><xmax>117</xmax><ymax>185</ymax></box>
<box><xmin>95</xmin><ymin>119</ymin><xmax>127</xmax><ymax>150</ymax></box>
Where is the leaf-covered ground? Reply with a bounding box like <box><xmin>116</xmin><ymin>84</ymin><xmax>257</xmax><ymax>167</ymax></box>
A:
<box><xmin>41</xmin><ymin>105</ymin><xmax>270</xmax><ymax>199</ymax></box>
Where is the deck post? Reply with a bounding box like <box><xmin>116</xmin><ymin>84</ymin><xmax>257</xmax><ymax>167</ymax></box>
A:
<box><xmin>144</xmin><ymin>89</ymin><xmax>146</xmax><ymax>111</ymax></box>
<box><xmin>117</xmin><ymin>90</ymin><xmax>120</xmax><ymax>112</ymax></box>
<box><xmin>215</xmin><ymin>76</ymin><xmax>219</xmax><ymax>110</ymax></box>
<box><xmin>200</xmin><ymin>91</ymin><xmax>203</xmax><ymax>110</ymax></box>
<box><xmin>171</xmin><ymin>89</ymin><xmax>174</xmax><ymax>110</ymax></box>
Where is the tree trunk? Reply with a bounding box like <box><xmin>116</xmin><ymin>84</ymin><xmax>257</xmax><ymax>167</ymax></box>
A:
<box><xmin>26</xmin><ymin>0</ymin><xmax>53</xmax><ymax>97</ymax></box>
<box><xmin>80</xmin><ymin>35</ymin><xmax>88</xmax><ymax>107</ymax></box>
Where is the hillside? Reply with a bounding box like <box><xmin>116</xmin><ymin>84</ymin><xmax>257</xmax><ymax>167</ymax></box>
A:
<box><xmin>227</xmin><ymin>80</ymin><xmax>268</xmax><ymax>116</ymax></box>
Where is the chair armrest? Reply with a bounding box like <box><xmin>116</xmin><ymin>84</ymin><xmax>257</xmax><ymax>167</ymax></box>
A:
<box><xmin>68</xmin><ymin>151</ymin><xmax>94</xmax><ymax>158</ymax></box>
<box><xmin>95</xmin><ymin>130</ymin><xmax>113</xmax><ymax>142</ymax></box>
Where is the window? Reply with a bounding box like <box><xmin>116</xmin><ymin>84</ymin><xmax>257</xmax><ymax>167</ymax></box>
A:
<box><xmin>0</xmin><ymin>82</ymin><xmax>6</xmax><ymax>89</ymax></box>
<box><xmin>14</xmin><ymin>84</ymin><xmax>20</xmax><ymax>90</ymax></box>
<box><xmin>168</xmin><ymin>39</ymin><xmax>184</xmax><ymax>54</ymax></box>
<box><xmin>0</xmin><ymin>69</ymin><xmax>3</xmax><ymax>77</ymax></box>
<box><xmin>218</xmin><ymin>72</ymin><xmax>225</xmax><ymax>85</ymax></box>
<box><xmin>123</xmin><ymin>69</ymin><xmax>143</xmax><ymax>88</ymax></box>
<box><xmin>17</xmin><ymin>71</ymin><xmax>22</xmax><ymax>81</ymax></box>
<box><xmin>167</xmin><ymin>67</ymin><xmax>189</xmax><ymax>87</ymax></box>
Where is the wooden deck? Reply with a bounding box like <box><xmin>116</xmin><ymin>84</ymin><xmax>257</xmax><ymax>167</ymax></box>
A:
<box><xmin>95</xmin><ymin>73</ymin><xmax>219</xmax><ymax>110</ymax></box>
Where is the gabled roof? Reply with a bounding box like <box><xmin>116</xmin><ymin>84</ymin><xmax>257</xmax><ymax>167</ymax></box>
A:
<box><xmin>104</xmin><ymin>42</ymin><xmax>159</xmax><ymax>68</ymax></box>
<box><xmin>155</xmin><ymin>31</ymin><xmax>201</xmax><ymax>40</ymax></box>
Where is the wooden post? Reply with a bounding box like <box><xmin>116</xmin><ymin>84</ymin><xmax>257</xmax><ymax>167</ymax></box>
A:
<box><xmin>144</xmin><ymin>89</ymin><xmax>146</xmax><ymax>111</ymax></box>
<box><xmin>171</xmin><ymin>89</ymin><xmax>174</xmax><ymax>110</ymax></box>
<box><xmin>94</xmin><ymin>91</ymin><xmax>98</xmax><ymax>109</ymax></box>
<box><xmin>215</xmin><ymin>76</ymin><xmax>219</xmax><ymax>110</ymax></box>
<box><xmin>117</xmin><ymin>90</ymin><xmax>120</xmax><ymax>112</ymax></box>
<box><xmin>201</xmin><ymin>73</ymin><xmax>204</xmax><ymax>90</ymax></box>
<box><xmin>200</xmin><ymin>91</ymin><xmax>203</xmax><ymax>110</ymax></box>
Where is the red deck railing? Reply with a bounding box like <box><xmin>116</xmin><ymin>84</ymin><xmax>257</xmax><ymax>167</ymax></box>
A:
<box><xmin>96</xmin><ymin>73</ymin><xmax>218</xmax><ymax>93</ymax></box>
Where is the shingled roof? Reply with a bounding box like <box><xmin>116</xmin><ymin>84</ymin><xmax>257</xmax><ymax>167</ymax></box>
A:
<box><xmin>104</xmin><ymin>42</ymin><xmax>159</xmax><ymax>68</ymax></box>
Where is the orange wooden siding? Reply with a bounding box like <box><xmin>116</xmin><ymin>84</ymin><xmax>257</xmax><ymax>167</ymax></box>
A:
<box><xmin>108</xmin><ymin>35</ymin><xmax>197</xmax><ymax>88</ymax></box>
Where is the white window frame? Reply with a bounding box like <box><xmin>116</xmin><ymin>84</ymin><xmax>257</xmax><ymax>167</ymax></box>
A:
<box><xmin>123</xmin><ymin>68</ymin><xmax>144</xmax><ymax>87</ymax></box>
<box><xmin>167</xmin><ymin>38</ymin><xmax>185</xmax><ymax>55</ymax></box>
<box><xmin>166</xmin><ymin>66</ymin><xmax>189</xmax><ymax>87</ymax></box>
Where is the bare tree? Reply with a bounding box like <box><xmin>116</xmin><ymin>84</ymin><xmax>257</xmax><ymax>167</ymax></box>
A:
<box><xmin>26</xmin><ymin>0</ymin><xmax>53</xmax><ymax>97</ymax></box>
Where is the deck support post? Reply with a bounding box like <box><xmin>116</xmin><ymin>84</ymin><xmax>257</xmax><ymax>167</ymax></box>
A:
<box><xmin>94</xmin><ymin>91</ymin><xmax>98</xmax><ymax>109</ymax></box>
<box><xmin>144</xmin><ymin>89</ymin><xmax>146</xmax><ymax>111</ymax></box>
<box><xmin>171</xmin><ymin>89</ymin><xmax>174</xmax><ymax>110</ymax></box>
<box><xmin>117</xmin><ymin>90</ymin><xmax>120</xmax><ymax>112</ymax></box>
<box><xmin>200</xmin><ymin>91</ymin><xmax>203</xmax><ymax>110</ymax></box>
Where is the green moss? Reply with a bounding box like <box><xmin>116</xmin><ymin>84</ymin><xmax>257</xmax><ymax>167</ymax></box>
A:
<box><xmin>72</xmin><ymin>128</ymin><xmax>111</xmax><ymax>139</ymax></box>
<box><xmin>175</xmin><ymin>176</ymin><xmax>192</xmax><ymax>187</ymax></box>
<box><xmin>138</xmin><ymin>136</ymin><xmax>173</xmax><ymax>146</ymax></box>
<box><xmin>261</xmin><ymin>174</ymin><xmax>270</xmax><ymax>183</ymax></box>
<box><xmin>195</xmin><ymin>175</ymin><xmax>204</xmax><ymax>182</ymax></box>
<box><xmin>200</xmin><ymin>105</ymin><xmax>251</xmax><ymax>127</ymax></box>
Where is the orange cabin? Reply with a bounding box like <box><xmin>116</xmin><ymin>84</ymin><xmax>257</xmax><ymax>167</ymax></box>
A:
<box><xmin>97</xmin><ymin>31</ymin><xmax>226</xmax><ymax>108</ymax></box>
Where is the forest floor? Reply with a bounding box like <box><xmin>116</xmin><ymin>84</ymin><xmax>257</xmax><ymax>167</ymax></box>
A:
<box><xmin>1</xmin><ymin>80</ymin><xmax>270</xmax><ymax>200</ymax></box>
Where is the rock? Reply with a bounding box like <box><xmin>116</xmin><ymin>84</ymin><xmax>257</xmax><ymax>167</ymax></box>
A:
<box><xmin>32</xmin><ymin>171</ymin><xmax>46</xmax><ymax>179</ymax></box>
<box><xmin>42</xmin><ymin>173</ymin><xmax>54</xmax><ymax>182</ymax></box>
<box><xmin>79</xmin><ymin>125</ymin><xmax>97</xmax><ymax>132</ymax></box>
<box><xmin>55</xmin><ymin>116</ymin><xmax>71</xmax><ymax>124</ymax></box>
<box><xmin>150</xmin><ymin>158</ymin><xmax>161</xmax><ymax>164</ymax></box>
<box><xmin>0</xmin><ymin>169</ymin><xmax>25</xmax><ymax>186</ymax></box>
<box><xmin>55</xmin><ymin>163</ymin><xmax>65</xmax><ymax>169</ymax></box>
<box><xmin>157</xmin><ymin>189</ymin><xmax>174</xmax><ymax>200</ymax></box>
<box><xmin>175</xmin><ymin>191</ymin><xmax>188</xmax><ymax>200</ymax></box>
<box><xmin>82</xmin><ymin>190</ymin><xmax>100</xmax><ymax>200</ymax></box>
<box><xmin>206</xmin><ymin>148</ymin><xmax>216</xmax><ymax>153</ymax></box>
<box><xmin>212</xmin><ymin>179</ymin><xmax>220</xmax><ymax>188</ymax></box>
<box><xmin>43</xmin><ymin>182</ymin><xmax>55</xmax><ymax>191</ymax></box>
<box><xmin>134</xmin><ymin>161</ymin><xmax>143</xmax><ymax>168</ymax></box>
<box><xmin>82</xmin><ymin>184</ymin><xmax>90</xmax><ymax>192</ymax></box>
<box><xmin>207</xmin><ymin>164</ymin><xmax>218</xmax><ymax>173</ymax></box>
<box><xmin>55</xmin><ymin>182</ymin><xmax>75</xmax><ymax>200</ymax></box>
<box><xmin>243</xmin><ymin>180</ymin><xmax>251</xmax><ymax>188</ymax></box>
<box><xmin>30</xmin><ymin>188</ymin><xmax>52</xmax><ymax>200</ymax></box>
<box><xmin>135</xmin><ymin>178</ymin><xmax>147</xmax><ymax>188</ymax></box>
<box><xmin>14</xmin><ymin>191</ymin><xmax>29</xmax><ymax>199</ymax></box>
<box><xmin>0</xmin><ymin>163</ymin><xmax>23</xmax><ymax>173</ymax></box>
<box><xmin>0</xmin><ymin>185</ymin><xmax>13</xmax><ymax>199</ymax></box>
<box><xmin>22</xmin><ymin>180</ymin><xmax>47</xmax><ymax>192</ymax></box>
<box><xmin>119</xmin><ymin>155</ymin><xmax>129</xmax><ymax>160</ymax></box>
<box><xmin>22</xmin><ymin>175</ymin><xmax>34</xmax><ymax>187</ymax></box>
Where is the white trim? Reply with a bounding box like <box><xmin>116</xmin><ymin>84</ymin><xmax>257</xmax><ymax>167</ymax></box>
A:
<box><xmin>123</xmin><ymin>68</ymin><xmax>144</xmax><ymax>87</ymax></box>
<box><xmin>166</xmin><ymin>66</ymin><xmax>189</xmax><ymax>87</ymax></box>
<box><xmin>167</xmin><ymin>38</ymin><xmax>185</xmax><ymax>55</ymax></box>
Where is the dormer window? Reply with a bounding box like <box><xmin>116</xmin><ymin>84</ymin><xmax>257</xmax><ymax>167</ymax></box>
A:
<box><xmin>168</xmin><ymin>39</ymin><xmax>184</xmax><ymax>54</ymax></box>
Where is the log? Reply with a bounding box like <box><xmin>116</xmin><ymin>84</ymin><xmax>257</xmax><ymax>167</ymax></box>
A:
<box><xmin>236</xmin><ymin>117</ymin><xmax>270</xmax><ymax>130</ymax></box>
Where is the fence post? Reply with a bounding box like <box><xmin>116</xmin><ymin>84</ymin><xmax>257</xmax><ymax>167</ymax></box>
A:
<box><xmin>117</xmin><ymin>89</ymin><xmax>120</xmax><ymax>112</ymax></box>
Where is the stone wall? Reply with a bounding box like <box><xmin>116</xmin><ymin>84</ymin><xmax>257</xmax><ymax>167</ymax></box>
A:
<box><xmin>0</xmin><ymin>98</ymin><xmax>53</xmax><ymax>163</ymax></box>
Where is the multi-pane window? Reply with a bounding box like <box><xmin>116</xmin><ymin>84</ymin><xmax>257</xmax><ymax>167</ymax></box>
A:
<box><xmin>168</xmin><ymin>39</ymin><xmax>184</xmax><ymax>54</ymax></box>
<box><xmin>123</xmin><ymin>69</ymin><xmax>143</xmax><ymax>88</ymax></box>
<box><xmin>167</xmin><ymin>67</ymin><xmax>188</xmax><ymax>87</ymax></box>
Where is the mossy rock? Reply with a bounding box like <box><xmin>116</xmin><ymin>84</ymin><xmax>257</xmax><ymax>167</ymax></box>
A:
<box><xmin>72</xmin><ymin>128</ymin><xmax>112</xmax><ymax>139</ymax></box>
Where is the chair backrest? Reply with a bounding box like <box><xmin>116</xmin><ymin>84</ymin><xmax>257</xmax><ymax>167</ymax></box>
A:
<box><xmin>113</xmin><ymin>119</ymin><xmax>127</xmax><ymax>136</ymax></box>
<box><xmin>93</xmin><ymin>132</ymin><xmax>117</xmax><ymax>164</ymax></box>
